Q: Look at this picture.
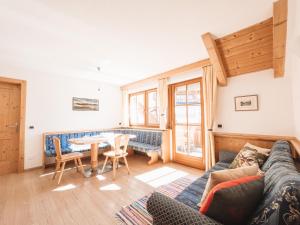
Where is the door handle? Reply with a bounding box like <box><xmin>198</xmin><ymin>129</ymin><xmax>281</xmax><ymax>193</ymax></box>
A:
<box><xmin>6</xmin><ymin>123</ymin><xmax>19</xmax><ymax>132</ymax></box>
<box><xmin>6</xmin><ymin>123</ymin><xmax>18</xmax><ymax>128</ymax></box>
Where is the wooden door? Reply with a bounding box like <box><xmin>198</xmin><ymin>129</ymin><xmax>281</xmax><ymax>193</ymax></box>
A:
<box><xmin>0</xmin><ymin>82</ymin><xmax>21</xmax><ymax>175</ymax></box>
<box><xmin>170</xmin><ymin>78</ymin><xmax>205</xmax><ymax>169</ymax></box>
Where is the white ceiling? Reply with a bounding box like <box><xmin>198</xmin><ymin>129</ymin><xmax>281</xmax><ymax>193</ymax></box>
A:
<box><xmin>0</xmin><ymin>0</ymin><xmax>274</xmax><ymax>86</ymax></box>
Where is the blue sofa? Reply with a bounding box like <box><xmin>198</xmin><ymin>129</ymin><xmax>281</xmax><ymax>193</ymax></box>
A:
<box><xmin>147</xmin><ymin>141</ymin><xmax>300</xmax><ymax>225</ymax></box>
<box><xmin>43</xmin><ymin>128</ymin><xmax>164</xmax><ymax>166</ymax></box>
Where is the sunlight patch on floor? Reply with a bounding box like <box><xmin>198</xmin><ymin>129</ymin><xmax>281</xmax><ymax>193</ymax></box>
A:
<box><xmin>52</xmin><ymin>184</ymin><xmax>77</xmax><ymax>192</ymax></box>
<box><xmin>135</xmin><ymin>166</ymin><xmax>188</xmax><ymax>188</ymax></box>
<box><xmin>96</xmin><ymin>175</ymin><xmax>106</xmax><ymax>181</ymax></box>
<box><xmin>99</xmin><ymin>183</ymin><xmax>121</xmax><ymax>191</ymax></box>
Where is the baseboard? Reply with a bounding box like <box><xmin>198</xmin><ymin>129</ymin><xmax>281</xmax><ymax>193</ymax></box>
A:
<box><xmin>24</xmin><ymin>166</ymin><xmax>43</xmax><ymax>172</ymax></box>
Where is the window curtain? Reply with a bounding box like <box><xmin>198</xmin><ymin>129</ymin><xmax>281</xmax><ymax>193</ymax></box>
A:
<box><xmin>158</xmin><ymin>78</ymin><xmax>168</xmax><ymax>129</ymax></box>
<box><xmin>122</xmin><ymin>89</ymin><xmax>129</xmax><ymax>127</ymax></box>
<box><xmin>203</xmin><ymin>65</ymin><xmax>218</xmax><ymax>171</ymax></box>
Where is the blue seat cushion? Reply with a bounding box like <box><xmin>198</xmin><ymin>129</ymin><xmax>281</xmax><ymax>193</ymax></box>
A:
<box><xmin>128</xmin><ymin>141</ymin><xmax>161</xmax><ymax>153</ymax></box>
<box><xmin>45</xmin><ymin>148</ymin><xmax>73</xmax><ymax>157</ymax></box>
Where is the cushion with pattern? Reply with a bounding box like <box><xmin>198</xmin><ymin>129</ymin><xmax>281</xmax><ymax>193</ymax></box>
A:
<box><xmin>229</xmin><ymin>146</ymin><xmax>267</xmax><ymax>169</ymax></box>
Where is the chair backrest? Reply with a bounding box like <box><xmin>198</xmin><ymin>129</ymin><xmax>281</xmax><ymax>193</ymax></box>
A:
<box><xmin>53</xmin><ymin>137</ymin><xmax>62</xmax><ymax>159</ymax></box>
<box><xmin>114</xmin><ymin>134</ymin><xmax>129</xmax><ymax>153</ymax></box>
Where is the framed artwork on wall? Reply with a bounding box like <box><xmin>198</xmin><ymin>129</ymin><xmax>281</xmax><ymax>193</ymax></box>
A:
<box><xmin>234</xmin><ymin>95</ymin><xmax>258</xmax><ymax>111</ymax></box>
<box><xmin>72</xmin><ymin>97</ymin><xmax>99</xmax><ymax>111</ymax></box>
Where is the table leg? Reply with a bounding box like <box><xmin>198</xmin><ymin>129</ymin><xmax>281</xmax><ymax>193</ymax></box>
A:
<box><xmin>90</xmin><ymin>143</ymin><xmax>98</xmax><ymax>172</ymax></box>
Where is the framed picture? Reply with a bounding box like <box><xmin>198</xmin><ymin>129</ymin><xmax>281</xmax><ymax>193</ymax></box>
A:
<box><xmin>234</xmin><ymin>95</ymin><xmax>258</xmax><ymax>111</ymax></box>
<box><xmin>72</xmin><ymin>97</ymin><xmax>99</xmax><ymax>111</ymax></box>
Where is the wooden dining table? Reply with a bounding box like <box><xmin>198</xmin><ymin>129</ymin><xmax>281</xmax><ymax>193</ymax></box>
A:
<box><xmin>68</xmin><ymin>133</ymin><xmax>135</xmax><ymax>176</ymax></box>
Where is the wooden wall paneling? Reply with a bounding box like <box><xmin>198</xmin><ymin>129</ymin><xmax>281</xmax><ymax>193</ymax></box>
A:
<box><xmin>228</xmin><ymin>60</ymin><xmax>273</xmax><ymax>77</ymax></box>
<box><xmin>226</xmin><ymin>53</ymin><xmax>273</xmax><ymax>77</ymax></box>
<box><xmin>202</xmin><ymin>32</ymin><xmax>227</xmax><ymax>86</ymax></box>
<box><xmin>215</xmin><ymin>18</ymin><xmax>274</xmax><ymax>77</ymax></box>
<box><xmin>273</xmin><ymin>0</ymin><xmax>288</xmax><ymax>77</ymax></box>
<box><xmin>219</xmin><ymin>35</ymin><xmax>273</xmax><ymax>59</ymax></box>
<box><xmin>221</xmin><ymin>38</ymin><xmax>273</xmax><ymax>60</ymax></box>
<box><xmin>216</xmin><ymin>18</ymin><xmax>273</xmax><ymax>44</ymax></box>
<box><xmin>216</xmin><ymin>21</ymin><xmax>273</xmax><ymax>50</ymax></box>
<box><xmin>290</xmin><ymin>139</ymin><xmax>300</xmax><ymax>158</ymax></box>
<box><xmin>214</xmin><ymin>132</ymin><xmax>295</xmax><ymax>161</ymax></box>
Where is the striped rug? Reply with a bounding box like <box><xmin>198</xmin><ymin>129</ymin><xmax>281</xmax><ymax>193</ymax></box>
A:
<box><xmin>116</xmin><ymin>176</ymin><xmax>197</xmax><ymax>225</ymax></box>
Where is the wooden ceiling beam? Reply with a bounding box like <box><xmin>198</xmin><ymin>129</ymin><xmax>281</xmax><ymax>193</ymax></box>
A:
<box><xmin>120</xmin><ymin>59</ymin><xmax>210</xmax><ymax>90</ymax></box>
<box><xmin>202</xmin><ymin>32</ymin><xmax>227</xmax><ymax>86</ymax></box>
<box><xmin>273</xmin><ymin>0</ymin><xmax>288</xmax><ymax>77</ymax></box>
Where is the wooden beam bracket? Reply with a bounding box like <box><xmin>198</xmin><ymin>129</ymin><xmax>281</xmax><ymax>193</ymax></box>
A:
<box><xmin>202</xmin><ymin>32</ymin><xmax>227</xmax><ymax>86</ymax></box>
<box><xmin>273</xmin><ymin>0</ymin><xmax>288</xmax><ymax>77</ymax></box>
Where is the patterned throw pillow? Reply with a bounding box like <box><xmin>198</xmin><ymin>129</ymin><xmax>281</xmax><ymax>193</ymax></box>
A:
<box><xmin>244</xmin><ymin>143</ymin><xmax>271</xmax><ymax>156</ymax></box>
<box><xmin>229</xmin><ymin>146</ymin><xmax>268</xmax><ymax>169</ymax></box>
<box><xmin>200</xmin><ymin>175</ymin><xmax>264</xmax><ymax>225</ymax></box>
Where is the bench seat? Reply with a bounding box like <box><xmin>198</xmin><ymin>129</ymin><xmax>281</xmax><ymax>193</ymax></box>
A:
<box><xmin>43</xmin><ymin>128</ymin><xmax>167</xmax><ymax>166</ymax></box>
<box><xmin>128</xmin><ymin>141</ymin><xmax>161</xmax><ymax>153</ymax></box>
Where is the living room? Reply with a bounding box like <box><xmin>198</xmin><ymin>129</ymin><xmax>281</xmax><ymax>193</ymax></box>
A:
<box><xmin>0</xmin><ymin>0</ymin><xmax>299</xmax><ymax>225</ymax></box>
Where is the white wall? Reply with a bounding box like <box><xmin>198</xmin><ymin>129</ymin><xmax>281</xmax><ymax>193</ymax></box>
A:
<box><xmin>1</xmin><ymin>68</ymin><xmax>122</xmax><ymax>169</ymax></box>
<box><xmin>287</xmin><ymin>0</ymin><xmax>300</xmax><ymax>139</ymax></box>
<box><xmin>214</xmin><ymin>69</ymin><xmax>295</xmax><ymax>136</ymax></box>
<box><xmin>127</xmin><ymin>67</ymin><xmax>295</xmax><ymax>136</ymax></box>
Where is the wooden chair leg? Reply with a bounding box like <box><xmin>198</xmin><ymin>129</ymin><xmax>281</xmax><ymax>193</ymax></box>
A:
<box><xmin>112</xmin><ymin>158</ymin><xmax>117</xmax><ymax>180</ymax></box>
<box><xmin>74</xmin><ymin>159</ymin><xmax>79</xmax><ymax>171</ymax></box>
<box><xmin>123</xmin><ymin>157</ymin><xmax>130</xmax><ymax>174</ymax></box>
<box><xmin>116</xmin><ymin>158</ymin><xmax>119</xmax><ymax>170</ymax></box>
<box><xmin>53</xmin><ymin>161</ymin><xmax>61</xmax><ymax>180</ymax></box>
<box><xmin>77</xmin><ymin>158</ymin><xmax>84</xmax><ymax>175</ymax></box>
<box><xmin>101</xmin><ymin>156</ymin><xmax>109</xmax><ymax>174</ymax></box>
<box><xmin>58</xmin><ymin>162</ymin><xmax>66</xmax><ymax>184</ymax></box>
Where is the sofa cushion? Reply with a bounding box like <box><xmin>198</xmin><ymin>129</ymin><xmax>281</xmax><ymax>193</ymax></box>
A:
<box><xmin>244</xmin><ymin>143</ymin><xmax>271</xmax><ymax>156</ymax></box>
<box><xmin>173</xmin><ymin>162</ymin><xmax>230</xmax><ymax>211</ymax></box>
<box><xmin>200</xmin><ymin>175</ymin><xmax>264</xmax><ymax>225</ymax></box>
<box><xmin>249</xmin><ymin>141</ymin><xmax>300</xmax><ymax>225</ymax></box>
<box><xmin>199</xmin><ymin>164</ymin><xmax>259</xmax><ymax>207</ymax></box>
<box><xmin>219</xmin><ymin>150</ymin><xmax>237</xmax><ymax>163</ymax></box>
<box><xmin>147</xmin><ymin>192</ymin><xmax>222</xmax><ymax>225</ymax></box>
<box><xmin>229</xmin><ymin>146</ymin><xmax>267</xmax><ymax>169</ymax></box>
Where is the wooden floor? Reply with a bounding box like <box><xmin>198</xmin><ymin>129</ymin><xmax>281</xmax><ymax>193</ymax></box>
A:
<box><xmin>0</xmin><ymin>154</ymin><xmax>204</xmax><ymax>225</ymax></box>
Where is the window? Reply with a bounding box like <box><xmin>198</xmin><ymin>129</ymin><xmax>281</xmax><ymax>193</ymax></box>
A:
<box><xmin>129</xmin><ymin>89</ymin><xmax>159</xmax><ymax>127</ymax></box>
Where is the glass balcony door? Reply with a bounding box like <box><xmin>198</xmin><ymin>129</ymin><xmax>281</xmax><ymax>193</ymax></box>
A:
<box><xmin>171</xmin><ymin>78</ymin><xmax>205</xmax><ymax>169</ymax></box>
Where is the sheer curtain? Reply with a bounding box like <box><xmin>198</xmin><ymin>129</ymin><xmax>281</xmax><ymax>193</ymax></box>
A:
<box><xmin>122</xmin><ymin>89</ymin><xmax>129</xmax><ymax>127</ymax></box>
<box><xmin>158</xmin><ymin>78</ymin><xmax>168</xmax><ymax>129</ymax></box>
<box><xmin>203</xmin><ymin>65</ymin><xmax>218</xmax><ymax>170</ymax></box>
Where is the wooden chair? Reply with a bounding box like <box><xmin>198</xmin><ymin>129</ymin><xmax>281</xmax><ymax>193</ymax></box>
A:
<box><xmin>52</xmin><ymin>137</ymin><xmax>84</xmax><ymax>184</ymax></box>
<box><xmin>101</xmin><ymin>134</ymin><xmax>130</xmax><ymax>180</ymax></box>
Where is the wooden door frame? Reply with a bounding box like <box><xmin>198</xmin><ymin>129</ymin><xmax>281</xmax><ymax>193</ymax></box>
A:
<box><xmin>0</xmin><ymin>76</ymin><xmax>26</xmax><ymax>172</ymax></box>
<box><xmin>169</xmin><ymin>77</ymin><xmax>205</xmax><ymax>169</ymax></box>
